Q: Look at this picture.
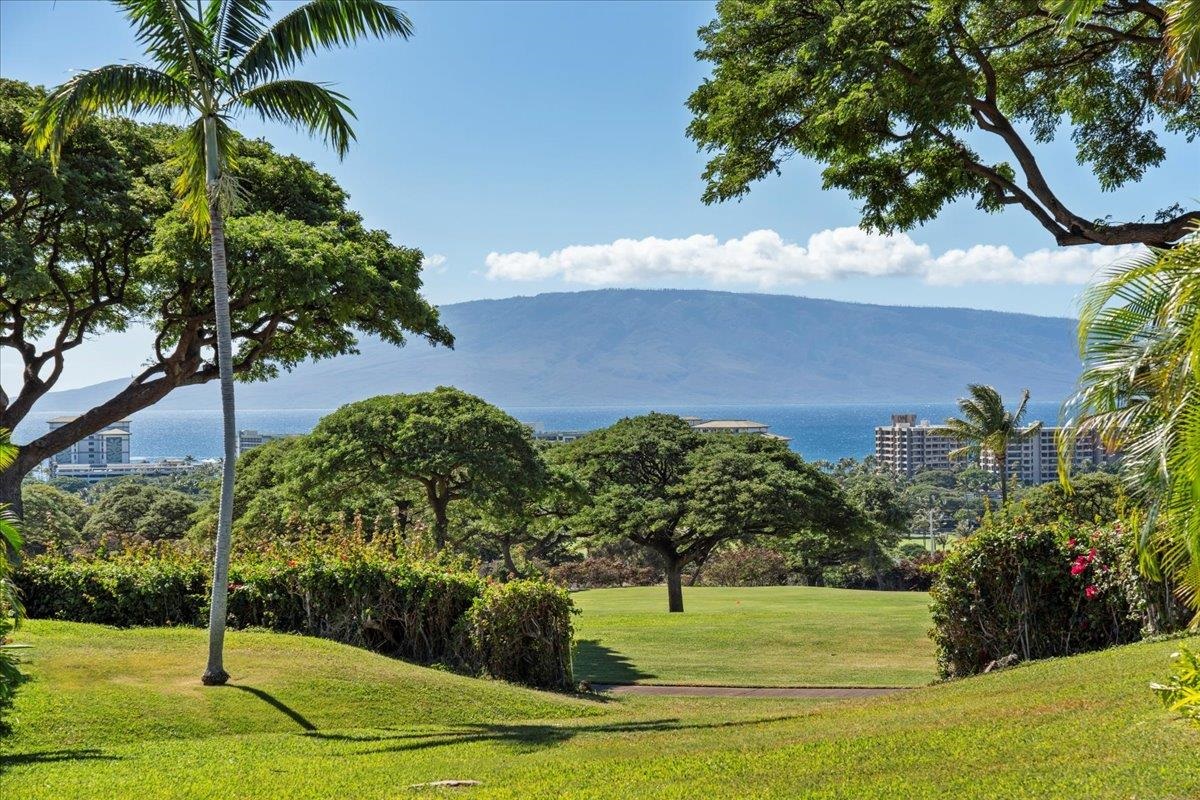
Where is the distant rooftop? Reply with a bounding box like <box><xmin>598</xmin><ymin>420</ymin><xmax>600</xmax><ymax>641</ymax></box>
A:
<box><xmin>690</xmin><ymin>419</ymin><xmax>769</xmax><ymax>430</ymax></box>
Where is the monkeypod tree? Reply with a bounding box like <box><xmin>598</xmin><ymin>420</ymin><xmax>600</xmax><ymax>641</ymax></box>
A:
<box><xmin>302</xmin><ymin>388</ymin><xmax>545</xmax><ymax>551</ymax></box>
<box><xmin>564</xmin><ymin>414</ymin><xmax>865</xmax><ymax>612</ymax></box>
<box><xmin>688</xmin><ymin>0</ymin><xmax>1199</xmax><ymax>250</ymax></box>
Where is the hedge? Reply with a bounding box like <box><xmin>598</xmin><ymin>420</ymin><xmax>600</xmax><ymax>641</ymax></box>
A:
<box><xmin>16</xmin><ymin>550</ymin><xmax>574</xmax><ymax>690</ymax></box>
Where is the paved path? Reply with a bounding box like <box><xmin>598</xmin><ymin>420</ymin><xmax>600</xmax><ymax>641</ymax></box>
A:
<box><xmin>590</xmin><ymin>684</ymin><xmax>910</xmax><ymax>698</ymax></box>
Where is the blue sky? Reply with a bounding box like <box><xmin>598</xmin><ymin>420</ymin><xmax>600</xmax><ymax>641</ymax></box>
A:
<box><xmin>1</xmin><ymin>0</ymin><xmax>1197</xmax><ymax>388</ymax></box>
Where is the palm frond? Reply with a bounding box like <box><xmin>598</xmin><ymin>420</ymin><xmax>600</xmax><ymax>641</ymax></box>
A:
<box><xmin>171</xmin><ymin>115</ymin><xmax>240</xmax><ymax>231</ymax></box>
<box><xmin>1163</xmin><ymin>0</ymin><xmax>1200</xmax><ymax>99</ymax></box>
<box><xmin>0</xmin><ymin>430</ymin><xmax>15</xmax><ymax>472</ymax></box>
<box><xmin>114</xmin><ymin>0</ymin><xmax>214</xmax><ymax>84</ymax></box>
<box><xmin>232</xmin><ymin>0</ymin><xmax>412</xmax><ymax>87</ymax></box>
<box><xmin>24</xmin><ymin>64</ymin><xmax>191</xmax><ymax>166</ymax></box>
<box><xmin>237</xmin><ymin>78</ymin><xmax>356</xmax><ymax>157</ymax></box>
<box><xmin>205</xmin><ymin>0</ymin><xmax>272</xmax><ymax>62</ymax></box>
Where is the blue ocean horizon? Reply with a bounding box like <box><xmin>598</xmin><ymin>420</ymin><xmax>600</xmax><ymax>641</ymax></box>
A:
<box><xmin>13</xmin><ymin>401</ymin><xmax>1066</xmax><ymax>464</ymax></box>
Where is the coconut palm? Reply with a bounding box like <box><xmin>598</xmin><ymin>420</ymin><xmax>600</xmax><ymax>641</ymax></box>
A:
<box><xmin>1059</xmin><ymin>226</ymin><xmax>1200</xmax><ymax>616</ymax></box>
<box><xmin>25</xmin><ymin>0</ymin><xmax>413</xmax><ymax>685</ymax></box>
<box><xmin>934</xmin><ymin>385</ymin><xmax>1042</xmax><ymax>507</ymax></box>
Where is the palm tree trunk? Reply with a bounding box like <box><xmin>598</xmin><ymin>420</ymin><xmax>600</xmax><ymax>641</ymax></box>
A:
<box><xmin>201</xmin><ymin>115</ymin><xmax>237</xmax><ymax>687</ymax></box>
<box><xmin>998</xmin><ymin>455</ymin><xmax>1008</xmax><ymax>507</ymax></box>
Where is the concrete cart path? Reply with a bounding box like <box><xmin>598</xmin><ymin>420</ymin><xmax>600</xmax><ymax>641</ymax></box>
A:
<box><xmin>590</xmin><ymin>684</ymin><xmax>911</xmax><ymax>698</ymax></box>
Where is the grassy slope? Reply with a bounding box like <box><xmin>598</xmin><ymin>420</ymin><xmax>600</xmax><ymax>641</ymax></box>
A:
<box><xmin>5</xmin><ymin>621</ymin><xmax>1198</xmax><ymax>799</ymax></box>
<box><xmin>572</xmin><ymin>585</ymin><xmax>936</xmax><ymax>686</ymax></box>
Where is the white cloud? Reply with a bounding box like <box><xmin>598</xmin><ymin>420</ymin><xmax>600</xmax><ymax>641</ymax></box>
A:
<box><xmin>484</xmin><ymin>228</ymin><xmax>1141</xmax><ymax>287</ymax></box>
<box><xmin>422</xmin><ymin>253</ymin><xmax>448</xmax><ymax>273</ymax></box>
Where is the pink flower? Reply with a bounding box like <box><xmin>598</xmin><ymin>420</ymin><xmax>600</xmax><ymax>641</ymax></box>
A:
<box><xmin>1085</xmin><ymin>585</ymin><xmax>1098</xmax><ymax>600</ymax></box>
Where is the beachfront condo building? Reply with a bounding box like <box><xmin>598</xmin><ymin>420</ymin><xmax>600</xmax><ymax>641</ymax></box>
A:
<box><xmin>46</xmin><ymin>416</ymin><xmax>131</xmax><ymax>466</ymax></box>
<box><xmin>237</xmin><ymin>429</ymin><xmax>296</xmax><ymax>456</ymax></box>
<box><xmin>875</xmin><ymin>413</ymin><xmax>1113</xmax><ymax>484</ymax></box>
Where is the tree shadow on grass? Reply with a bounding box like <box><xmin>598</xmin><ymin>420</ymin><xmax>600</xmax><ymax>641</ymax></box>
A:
<box><xmin>309</xmin><ymin>714</ymin><xmax>806</xmax><ymax>757</ymax></box>
<box><xmin>0</xmin><ymin>748</ymin><xmax>120</xmax><ymax>773</ymax></box>
<box><xmin>573</xmin><ymin>639</ymin><xmax>654</xmax><ymax>684</ymax></box>
<box><xmin>228</xmin><ymin>685</ymin><xmax>317</xmax><ymax>731</ymax></box>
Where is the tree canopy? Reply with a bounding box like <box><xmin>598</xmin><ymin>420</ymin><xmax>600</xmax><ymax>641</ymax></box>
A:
<box><xmin>687</xmin><ymin>0</ymin><xmax>1198</xmax><ymax>249</ymax></box>
<box><xmin>300</xmin><ymin>388</ymin><xmax>545</xmax><ymax>549</ymax></box>
<box><xmin>0</xmin><ymin>79</ymin><xmax>450</xmax><ymax>499</ymax></box>
<box><xmin>564</xmin><ymin>413</ymin><xmax>865</xmax><ymax>611</ymax></box>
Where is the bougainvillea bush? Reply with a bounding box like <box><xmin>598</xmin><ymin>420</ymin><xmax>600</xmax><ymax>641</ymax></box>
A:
<box><xmin>929</xmin><ymin>520</ymin><xmax>1154</xmax><ymax>678</ymax></box>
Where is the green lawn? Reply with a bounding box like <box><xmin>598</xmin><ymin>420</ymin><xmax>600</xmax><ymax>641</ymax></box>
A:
<box><xmin>2</xmin><ymin>621</ymin><xmax>1199</xmax><ymax>798</ymax></box>
<box><xmin>572</xmin><ymin>585</ymin><xmax>936</xmax><ymax>686</ymax></box>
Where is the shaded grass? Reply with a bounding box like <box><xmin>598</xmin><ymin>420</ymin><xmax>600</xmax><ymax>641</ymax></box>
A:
<box><xmin>3</xmin><ymin>622</ymin><xmax>1198</xmax><ymax>798</ymax></box>
<box><xmin>572</xmin><ymin>585</ymin><xmax>936</xmax><ymax>686</ymax></box>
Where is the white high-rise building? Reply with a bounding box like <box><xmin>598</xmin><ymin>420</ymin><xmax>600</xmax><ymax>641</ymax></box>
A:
<box><xmin>875</xmin><ymin>413</ymin><xmax>1113</xmax><ymax>483</ymax></box>
<box><xmin>47</xmin><ymin>416</ymin><xmax>131</xmax><ymax>466</ymax></box>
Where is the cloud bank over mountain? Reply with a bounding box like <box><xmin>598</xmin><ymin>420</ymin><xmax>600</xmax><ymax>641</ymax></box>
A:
<box><xmin>485</xmin><ymin>228</ymin><xmax>1139</xmax><ymax>287</ymax></box>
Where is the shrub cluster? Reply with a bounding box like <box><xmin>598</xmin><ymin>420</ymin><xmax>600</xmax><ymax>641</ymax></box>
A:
<box><xmin>547</xmin><ymin>556</ymin><xmax>659</xmax><ymax>589</ymax></box>
<box><xmin>700</xmin><ymin>546</ymin><xmax>789</xmax><ymax>586</ymax></box>
<box><xmin>820</xmin><ymin>552</ymin><xmax>944</xmax><ymax>591</ymax></box>
<box><xmin>929</xmin><ymin>521</ymin><xmax>1148</xmax><ymax>678</ymax></box>
<box><xmin>16</xmin><ymin>545</ymin><xmax>574</xmax><ymax>690</ymax></box>
<box><xmin>459</xmin><ymin>580</ymin><xmax>576</xmax><ymax>691</ymax></box>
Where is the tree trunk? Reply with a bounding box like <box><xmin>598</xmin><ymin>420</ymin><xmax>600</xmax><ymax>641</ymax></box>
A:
<box><xmin>432</xmin><ymin>499</ymin><xmax>449</xmax><ymax>551</ymax></box>
<box><xmin>665</xmin><ymin>557</ymin><xmax>685</xmax><ymax>613</ymax></box>
<box><xmin>501</xmin><ymin>534</ymin><xmax>523</xmax><ymax>578</ymax></box>
<box><xmin>202</xmin><ymin>116</ymin><xmax>236</xmax><ymax>687</ymax></box>
<box><xmin>998</xmin><ymin>456</ymin><xmax>1008</xmax><ymax>507</ymax></box>
<box><xmin>0</xmin><ymin>452</ymin><xmax>28</xmax><ymax>517</ymax></box>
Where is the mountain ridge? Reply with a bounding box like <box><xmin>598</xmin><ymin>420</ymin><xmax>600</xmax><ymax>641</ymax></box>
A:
<box><xmin>35</xmin><ymin>289</ymin><xmax>1082</xmax><ymax>411</ymax></box>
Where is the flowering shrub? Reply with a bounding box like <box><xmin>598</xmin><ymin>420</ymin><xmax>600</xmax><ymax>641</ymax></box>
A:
<box><xmin>16</xmin><ymin>540</ymin><xmax>575</xmax><ymax>690</ymax></box>
<box><xmin>929</xmin><ymin>520</ymin><xmax>1150</xmax><ymax>678</ymax></box>
<box><xmin>547</xmin><ymin>556</ymin><xmax>659</xmax><ymax>589</ymax></box>
<box><xmin>700</xmin><ymin>546</ymin><xmax>789</xmax><ymax>586</ymax></box>
<box><xmin>1151</xmin><ymin>646</ymin><xmax>1200</xmax><ymax>724</ymax></box>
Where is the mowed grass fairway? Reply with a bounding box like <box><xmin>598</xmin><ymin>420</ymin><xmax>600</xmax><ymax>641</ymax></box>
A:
<box><xmin>572</xmin><ymin>586</ymin><xmax>936</xmax><ymax>686</ymax></box>
<box><xmin>3</xmin><ymin>621</ymin><xmax>1199</xmax><ymax>798</ymax></box>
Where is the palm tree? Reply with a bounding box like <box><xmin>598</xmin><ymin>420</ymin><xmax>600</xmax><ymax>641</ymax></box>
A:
<box><xmin>934</xmin><ymin>385</ymin><xmax>1042</xmax><ymax>507</ymax></box>
<box><xmin>25</xmin><ymin>0</ymin><xmax>413</xmax><ymax>685</ymax></box>
<box><xmin>1059</xmin><ymin>226</ymin><xmax>1200</xmax><ymax>616</ymax></box>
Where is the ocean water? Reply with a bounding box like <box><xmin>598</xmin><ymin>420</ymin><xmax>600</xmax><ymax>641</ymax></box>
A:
<box><xmin>13</xmin><ymin>401</ymin><xmax>1065</xmax><ymax>464</ymax></box>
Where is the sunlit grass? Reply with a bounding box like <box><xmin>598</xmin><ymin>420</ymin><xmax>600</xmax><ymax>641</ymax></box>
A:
<box><xmin>2</xmin><ymin>621</ymin><xmax>1198</xmax><ymax>798</ymax></box>
<box><xmin>572</xmin><ymin>585</ymin><xmax>935</xmax><ymax>686</ymax></box>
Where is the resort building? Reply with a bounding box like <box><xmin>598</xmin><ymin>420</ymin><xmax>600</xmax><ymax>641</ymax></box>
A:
<box><xmin>237</xmin><ymin>429</ymin><xmax>295</xmax><ymax>456</ymax></box>
<box><xmin>687</xmin><ymin>418</ymin><xmax>791</xmax><ymax>442</ymax></box>
<box><xmin>532</xmin><ymin>430</ymin><xmax>589</xmax><ymax>444</ymax></box>
<box><xmin>46</xmin><ymin>416</ymin><xmax>131</xmax><ymax>466</ymax></box>
<box><xmin>980</xmin><ymin>427</ymin><xmax>1113</xmax><ymax>484</ymax></box>
<box><xmin>874</xmin><ymin>414</ymin><xmax>957</xmax><ymax>476</ymax></box>
<box><xmin>53</xmin><ymin>458</ymin><xmax>214</xmax><ymax>483</ymax></box>
<box><xmin>875</xmin><ymin>413</ymin><xmax>1114</xmax><ymax>483</ymax></box>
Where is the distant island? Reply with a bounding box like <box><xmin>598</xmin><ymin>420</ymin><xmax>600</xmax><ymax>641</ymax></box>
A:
<box><xmin>39</xmin><ymin>289</ymin><xmax>1082</xmax><ymax>411</ymax></box>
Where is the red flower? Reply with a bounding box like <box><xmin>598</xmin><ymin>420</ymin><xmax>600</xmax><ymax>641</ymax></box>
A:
<box><xmin>1067</xmin><ymin>538</ymin><xmax>1077</xmax><ymax>549</ymax></box>
<box><xmin>1087</xmin><ymin>547</ymin><xmax>1098</xmax><ymax>561</ymax></box>
<box><xmin>1070</xmin><ymin>561</ymin><xmax>1086</xmax><ymax>576</ymax></box>
<box><xmin>1085</xmin><ymin>585</ymin><xmax>1098</xmax><ymax>600</ymax></box>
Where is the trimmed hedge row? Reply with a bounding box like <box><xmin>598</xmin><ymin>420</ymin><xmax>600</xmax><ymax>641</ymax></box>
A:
<box><xmin>16</xmin><ymin>552</ymin><xmax>575</xmax><ymax>690</ymax></box>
